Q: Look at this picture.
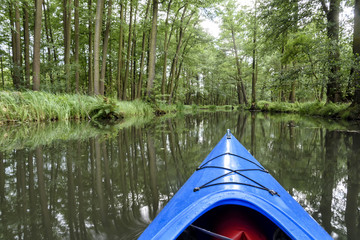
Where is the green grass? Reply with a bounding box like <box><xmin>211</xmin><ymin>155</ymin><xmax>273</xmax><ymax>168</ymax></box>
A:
<box><xmin>255</xmin><ymin>100</ymin><xmax>351</xmax><ymax>118</ymax></box>
<box><xmin>0</xmin><ymin>91</ymin><xmax>155</xmax><ymax>124</ymax></box>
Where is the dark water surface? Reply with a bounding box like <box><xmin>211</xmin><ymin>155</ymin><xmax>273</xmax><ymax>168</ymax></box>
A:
<box><xmin>1</xmin><ymin>111</ymin><xmax>360</xmax><ymax>239</ymax></box>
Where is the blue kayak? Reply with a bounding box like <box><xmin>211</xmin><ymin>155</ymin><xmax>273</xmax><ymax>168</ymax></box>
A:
<box><xmin>139</xmin><ymin>130</ymin><xmax>332</xmax><ymax>240</ymax></box>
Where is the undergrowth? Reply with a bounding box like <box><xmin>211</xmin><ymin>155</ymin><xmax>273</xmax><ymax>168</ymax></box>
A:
<box><xmin>255</xmin><ymin>101</ymin><xmax>351</xmax><ymax>118</ymax></box>
<box><xmin>0</xmin><ymin>91</ymin><xmax>154</xmax><ymax>124</ymax></box>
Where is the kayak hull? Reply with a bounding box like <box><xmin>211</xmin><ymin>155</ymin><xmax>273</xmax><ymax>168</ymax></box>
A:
<box><xmin>139</xmin><ymin>132</ymin><xmax>332</xmax><ymax>240</ymax></box>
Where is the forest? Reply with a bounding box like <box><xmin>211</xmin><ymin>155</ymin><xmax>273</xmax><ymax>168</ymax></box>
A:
<box><xmin>0</xmin><ymin>0</ymin><xmax>360</xmax><ymax>109</ymax></box>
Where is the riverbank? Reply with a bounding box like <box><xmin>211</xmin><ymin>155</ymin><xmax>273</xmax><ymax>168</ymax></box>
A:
<box><xmin>1</xmin><ymin>91</ymin><xmax>359</xmax><ymax>125</ymax></box>
<box><xmin>253</xmin><ymin>101</ymin><xmax>358</xmax><ymax>120</ymax></box>
<box><xmin>0</xmin><ymin>91</ymin><xmax>156</xmax><ymax>124</ymax></box>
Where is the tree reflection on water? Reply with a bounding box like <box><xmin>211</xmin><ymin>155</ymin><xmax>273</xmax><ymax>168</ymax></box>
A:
<box><xmin>0</xmin><ymin>112</ymin><xmax>359</xmax><ymax>239</ymax></box>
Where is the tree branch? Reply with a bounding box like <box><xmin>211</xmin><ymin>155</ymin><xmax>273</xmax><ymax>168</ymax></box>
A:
<box><xmin>319</xmin><ymin>0</ymin><xmax>329</xmax><ymax>15</ymax></box>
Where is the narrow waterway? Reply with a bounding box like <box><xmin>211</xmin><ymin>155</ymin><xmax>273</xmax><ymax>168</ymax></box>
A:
<box><xmin>0</xmin><ymin>111</ymin><xmax>359</xmax><ymax>239</ymax></box>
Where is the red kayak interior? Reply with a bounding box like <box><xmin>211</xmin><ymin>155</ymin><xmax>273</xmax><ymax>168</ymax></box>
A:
<box><xmin>177</xmin><ymin>205</ymin><xmax>291</xmax><ymax>240</ymax></box>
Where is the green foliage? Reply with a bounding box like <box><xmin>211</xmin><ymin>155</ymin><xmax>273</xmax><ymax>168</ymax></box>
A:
<box><xmin>0</xmin><ymin>91</ymin><xmax>155</xmax><ymax>124</ymax></box>
<box><xmin>209</xmin><ymin>105</ymin><xmax>217</xmax><ymax>111</ymax></box>
<box><xmin>0</xmin><ymin>0</ymin><xmax>357</xmax><ymax>109</ymax></box>
<box><xmin>256</xmin><ymin>100</ymin><xmax>351</xmax><ymax>118</ymax></box>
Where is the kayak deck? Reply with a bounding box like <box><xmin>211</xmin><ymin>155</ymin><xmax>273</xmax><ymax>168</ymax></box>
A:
<box><xmin>138</xmin><ymin>130</ymin><xmax>332</xmax><ymax>240</ymax></box>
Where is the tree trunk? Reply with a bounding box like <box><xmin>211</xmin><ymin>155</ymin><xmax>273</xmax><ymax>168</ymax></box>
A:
<box><xmin>161</xmin><ymin>0</ymin><xmax>173</xmax><ymax>100</ymax></box>
<box><xmin>131</xmin><ymin>36</ymin><xmax>137</xmax><ymax>100</ymax></box>
<box><xmin>33</xmin><ymin>0</ymin><xmax>44</xmax><ymax>91</ymax></box>
<box><xmin>43</xmin><ymin>0</ymin><xmax>54</xmax><ymax>84</ymax></box>
<box><xmin>13</xmin><ymin>1</ymin><xmax>22</xmax><ymax>89</ymax></box>
<box><xmin>173</xmin><ymin>33</ymin><xmax>193</xmax><ymax>103</ymax></box>
<box><xmin>137</xmin><ymin>0</ymin><xmax>151</xmax><ymax>99</ymax></box>
<box><xmin>63</xmin><ymin>0</ymin><xmax>72</xmax><ymax>92</ymax></box>
<box><xmin>231</xmin><ymin>28</ymin><xmax>248</xmax><ymax>105</ymax></box>
<box><xmin>1</xmin><ymin>56</ymin><xmax>4</xmax><ymax>89</ymax></box>
<box><xmin>131</xmin><ymin>4</ymin><xmax>138</xmax><ymax>100</ymax></box>
<box><xmin>289</xmin><ymin>79</ymin><xmax>296</xmax><ymax>102</ymax></box>
<box><xmin>93</xmin><ymin>0</ymin><xmax>105</xmax><ymax>95</ymax></box>
<box><xmin>88</xmin><ymin>0</ymin><xmax>94</xmax><ymax>94</ymax></box>
<box><xmin>321</xmin><ymin>0</ymin><xmax>341</xmax><ymax>103</ymax></box>
<box><xmin>116</xmin><ymin>1</ymin><xmax>124</xmax><ymax>100</ymax></box>
<box><xmin>23</xmin><ymin>2</ymin><xmax>30</xmax><ymax>88</ymax></box>
<box><xmin>45</xmin><ymin>0</ymin><xmax>58</xmax><ymax>74</ymax></box>
<box><xmin>35</xmin><ymin>147</ymin><xmax>52</xmax><ymax>238</ymax></box>
<box><xmin>251</xmin><ymin>0</ymin><xmax>257</xmax><ymax>108</ymax></box>
<box><xmin>9</xmin><ymin>5</ymin><xmax>15</xmax><ymax>85</ymax></box>
<box><xmin>145</xmin><ymin>0</ymin><xmax>159</xmax><ymax>99</ymax></box>
<box><xmin>123</xmin><ymin>0</ymin><xmax>134</xmax><ymax>100</ymax></box>
<box><xmin>353</xmin><ymin>0</ymin><xmax>360</xmax><ymax>104</ymax></box>
<box><xmin>100</xmin><ymin>0</ymin><xmax>113</xmax><ymax>96</ymax></box>
<box><xmin>168</xmin><ymin>6</ymin><xmax>191</xmax><ymax>104</ymax></box>
<box><xmin>74</xmin><ymin>0</ymin><xmax>80</xmax><ymax>92</ymax></box>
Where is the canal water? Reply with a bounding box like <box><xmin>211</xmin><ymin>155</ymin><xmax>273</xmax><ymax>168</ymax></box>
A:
<box><xmin>0</xmin><ymin>111</ymin><xmax>359</xmax><ymax>239</ymax></box>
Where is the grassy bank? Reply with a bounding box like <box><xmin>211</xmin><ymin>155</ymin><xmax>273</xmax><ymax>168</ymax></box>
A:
<box><xmin>254</xmin><ymin>101</ymin><xmax>353</xmax><ymax>119</ymax></box>
<box><xmin>0</xmin><ymin>91</ymin><xmax>154</xmax><ymax>124</ymax></box>
<box><xmin>2</xmin><ymin>91</ymin><xmax>358</xmax><ymax>124</ymax></box>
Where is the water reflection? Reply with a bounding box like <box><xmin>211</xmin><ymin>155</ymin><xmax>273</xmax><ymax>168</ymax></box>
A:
<box><xmin>0</xmin><ymin>112</ymin><xmax>359</xmax><ymax>239</ymax></box>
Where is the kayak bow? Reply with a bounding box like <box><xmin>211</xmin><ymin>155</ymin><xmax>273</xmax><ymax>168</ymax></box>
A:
<box><xmin>139</xmin><ymin>130</ymin><xmax>332</xmax><ymax>240</ymax></box>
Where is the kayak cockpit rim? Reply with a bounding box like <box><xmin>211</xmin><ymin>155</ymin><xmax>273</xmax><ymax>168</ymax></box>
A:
<box><xmin>178</xmin><ymin>204</ymin><xmax>292</xmax><ymax>240</ymax></box>
<box><xmin>153</xmin><ymin>190</ymin><xmax>312</xmax><ymax>240</ymax></box>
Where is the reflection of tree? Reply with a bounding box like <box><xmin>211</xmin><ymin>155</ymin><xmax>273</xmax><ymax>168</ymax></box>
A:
<box><xmin>345</xmin><ymin>133</ymin><xmax>360</xmax><ymax>239</ymax></box>
<box><xmin>66</xmin><ymin>143</ymin><xmax>78</xmax><ymax>239</ymax></box>
<box><xmin>0</xmin><ymin>112</ymin><xmax>358</xmax><ymax>239</ymax></box>
<box><xmin>16</xmin><ymin>149</ymin><xmax>28</xmax><ymax>238</ymax></box>
<box><xmin>167</xmin><ymin>119</ymin><xmax>185</xmax><ymax>186</ymax></box>
<box><xmin>95</xmin><ymin>137</ymin><xmax>106</xmax><ymax>224</ymax></box>
<box><xmin>320</xmin><ymin>130</ymin><xmax>339</xmax><ymax>233</ymax></box>
<box><xmin>147</xmin><ymin>131</ymin><xmax>159</xmax><ymax>220</ymax></box>
<box><xmin>28</xmin><ymin>150</ymin><xmax>38</xmax><ymax>239</ymax></box>
<box><xmin>35</xmin><ymin>146</ymin><xmax>52</xmax><ymax>238</ymax></box>
<box><xmin>76</xmin><ymin>141</ymin><xmax>87</xmax><ymax>239</ymax></box>
<box><xmin>236</xmin><ymin>111</ymin><xmax>247</xmax><ymax>142</ymax></box>
<box><xmin>250</xmin><ymin>112</ymin><xmax>256</xmax><ymax>156</ymax></box>
<box><xmin>0</xmin><ymin>151</ymin><xmax>9</xmax><ymax>239</ymax></box>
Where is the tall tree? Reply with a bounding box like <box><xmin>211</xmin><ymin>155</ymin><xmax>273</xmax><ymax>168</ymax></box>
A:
<box><xmin>145</xmin><ymin>0</ymin><xmax>159</xmax><ymax>99</ymax></box>
<box><xmin>131</xmin><ymin>3</ymin><xmax>139</xmax><ymax>100</ymax></box>
<box><xmin>93</xmin><ymin>0</ymin><xmax>105</xmax><ymax>95</ymax></box>
<box><xmin>353</xmin><ymin>0</ymin><xmax>360</xmax><ymax>105</ymax></box>
<box><xmin>74</xmin><ymin>0</ymin><xmax>80</xmax><ymax>92</ymax></box>
<box><xmin>251</xmin><ymin>0</ymin><xmax>258</xmax><ymax>107</ymax></box>
<box><xmin>43</xmin><ymin>0</ymin><xmax>54</xmax><ymax>84</ymax></box>
<box><xmin>63</xmin><ymin>0</ymin><xmax>72</xmax><ymax>92</ymax></box>
<box><xmin>161</xmin><ymin>0</ymin><xmax>173</xmax><ymax>100</ymax></box>
<box><xmin>88</xmin><ymin>0</ymin><xmax>94</xmax><ymax>94</ymax></box>
<box><xmin>168</xmin><ymin>4</ymin><xmax>190</xmax><ymax>104</ymax></box>
<box><xmin>44</xmin><ymin>0</ymin><xmax>58</xmax><ymax>84</ymax></box>
<box><xmin>123</xmin><ymin>0</ymin><xmax>134</xmax><ymax>100</ymax></box>
<box><xmin>116</xmin><ymin>0</ymin><xmax>125</xmax><ymax>100</ymax></box>
<box><xmin>13</xmin><ymin>1</ymin><xmax>22</xmax><ymax>89</ymax></box>
<box><xmin>320</xmin><ymin>0</ymin><xmax>341</xmax><ymax>103</ymax></box>
<box><xmin>231</xmin><ymin>26</ymin><xmax>248</xmax><ymax>105</ymax></box>
<box><xmin>219</xmin><ymin>0</ymin><xmax>248</xmax><ymax>105</ymax></box>
<box><xmin>137</xmin><ymin>0</ymin><xmax>151</xmax><ymax>99</ymax></box>
<box><xmin>33</xmin><ymin>0</ymin><xmax>44</xmax><ymax>91</ymax></box>
<box><xmin>23</xmin><ymin>2</ymin><xmax>30</xmax><ymax>88</ymax></box>
<box><xmin>100</xmin><ymin>0</ymin><xmax>113</xmax><ymax>95</ymax></box>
